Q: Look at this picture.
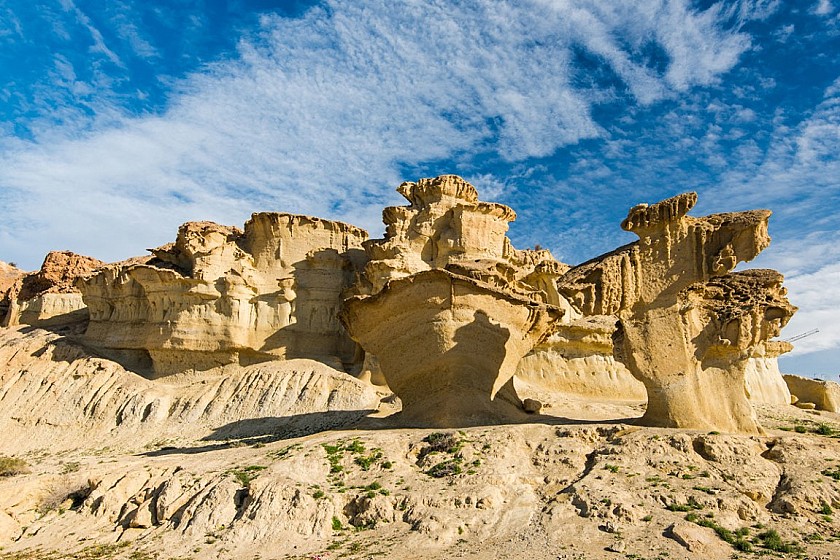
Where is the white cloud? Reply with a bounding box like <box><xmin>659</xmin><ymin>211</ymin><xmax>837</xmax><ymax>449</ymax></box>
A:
<box><xmin>0</xmin><ymin>0</ymin><xmax>759</xmax><ymax>269</ymax></box>
<box><xmin>813</xmin><ymin>0</ymin><xmax>835</xmax><ymax>16</ymax></box>
<box><xmin>777</xmin><ymin>261</ymin><xmax>840</xmax><ymax>355</ymax></box>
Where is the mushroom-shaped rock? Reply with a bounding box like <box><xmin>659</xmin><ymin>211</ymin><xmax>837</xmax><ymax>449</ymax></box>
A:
<box><xmin>560</xmin><ymin>192</ymin><xmax>793</xmax><ymax>432</ymax></box>
<box><xmin>342</xmin><ymin>175</ymin><xmax>567</xmax><ymax>425</ymax></box>
<box><xmin>614</xmin><ymin>268</ymin><xmax>795</xmax><ymax>433</ymax></box>
<box><xmin>341</xmin><ymin>269</ymin><xmax>562</xmax><ymax>426</ymax></box>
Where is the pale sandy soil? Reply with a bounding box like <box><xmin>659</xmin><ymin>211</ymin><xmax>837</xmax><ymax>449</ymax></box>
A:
<box><xmin>0</xmin><ymin>327</ymin><xmax>839</xmax><ymax>560</ymax></box>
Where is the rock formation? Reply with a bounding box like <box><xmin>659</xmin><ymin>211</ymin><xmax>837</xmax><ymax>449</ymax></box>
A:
<box><xmin>0</xmin><ymin>260</ymin><xmax>25</xmax><ymax>323</ymax></box>
<box><xmin>0</xmin><ymin>178</ymin><xmax>804</xmax><ymax>435</ymax></box>
<box><xmin>78</xmin><ymin>214</ymin><xmax>369</xmax><ymax>378</ymax></box>
<box><xmin>2</xmin><ymin>251</ymin><xmax>104</xmax><ymax>327</ymax></box>
<box><xmin>560</xmin><ymin>193</ymin><xmax>796</xmax><ymax>433</ymax></box>
<box><xmin>516</xmin><ymin>315</ymin><xmax>647</xmax><ymax>402</ymax></box>
<box><xmin>745</xmin><ymin>341</ymin><xmax>793</xmax><ymax>405</ymax></box>
<box><xmin>341</xmin><ymin>175</ymin><xmax>565</xmax><ymax>425</ymax></box>
<box><xmin>783</xmin><ymin>374</ymin><xmax>840</xmax><ymax>412</ymax></box>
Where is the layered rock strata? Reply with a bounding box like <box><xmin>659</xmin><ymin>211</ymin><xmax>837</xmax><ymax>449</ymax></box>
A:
<box><xmin>342</xmin><ymin>175</ymin><xmax>564</xmax><ymax>425</ymax></box>
<box><xmin>516</xmin><ymin>315</ymin><xmax>647</xmax><ymax>401</ymax></box>
<box><xmin>2</xmin><ymin>251</ymin><xmax>104</xmax><ymax>327</ymax></box>
<box><xmin>560</xmin><ymin>193</ymin><xmax>795</xmax><ymax>432</ymax></box>
<box><xmin>78</xmin><ymin>214</ymin><xmax>368</xmax><ymax>377</ymax></box>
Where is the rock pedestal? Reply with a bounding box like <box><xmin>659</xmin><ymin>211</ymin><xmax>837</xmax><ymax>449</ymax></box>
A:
<box><xmin>342</xmin><ymin>269</ymin><xmax>561</xmax><ymax>426</ymax></box>
<box><xmin>560</xmin><ymin>192</ymin><xmax>796</xmax><ymax>433</ymax></box>
<box><xmin>342</xmin><ymin>175</ymin><xmax>565</xmax><ymax>425</ymax></box>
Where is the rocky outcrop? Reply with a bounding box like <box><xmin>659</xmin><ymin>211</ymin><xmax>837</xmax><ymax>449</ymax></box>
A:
<box><xmin>562</xmin><ymin>193</ymin><xmax>795</xmax><ymax>433</ymax></box>
<box><xmin>78</xmin><ymin>214</ymin><xmax>369</xmax><ymax>377</ymax></box>
<box><xmin>783</xmin><ymin>374</ymin><xmax>840</xmax><ymax>412</ymax></box>
<box><xmin>0</xmin><ymin>261</ymin><xmax>25</xmax><ymax>323</ymax></box>
<box><xmin>342</xmin><ymin>176</ymin><xmax>564</xmax><ymax>425</ymax></box>
<box><xmin>2</xmin><ymin>251</ymin><xmax>104</xmax><ymax>327</ymax></box>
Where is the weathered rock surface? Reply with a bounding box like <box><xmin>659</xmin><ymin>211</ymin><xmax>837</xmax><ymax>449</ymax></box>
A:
<box><xmin>561</xmin><ymin>193</ymin><xmax>795</xmax><ymax>433</ymax></box>
<box><xmin>745</xmin><ymin>341</ymin><xmax>793</xmax><ymax>405</ymax></box>
<box><xmin>78</xmin><ymin>214</ymin><xmax>369</xmax><ymax>377</ymax></box>
<box><xmin>784</xmin><ymin>374</ymin><xmax>840</xmax><ymax>412</ymax></box>
<box><xmin>343</xmin><ymin>269</ymin><xmax>561</xmax><ymax>425</ymax></box>
<box><xmin>0</xmin><ymin>326</ymin><xmax>379</xmax><ymax>454</ymax></box>
<box><xmin>342</xmin><ymin>176</ymin><xmax>564</xmax><ymax>425</ymax></box>
<box><xmin>0</xmin><ymin>260</ymin><xmax>25</xmax><ymax>324</ymax></box>
<box><xmin>2</xmin><ymin>416</ymin><xmax>839</xmax><ymax>560</ymax></box>
<box><xmin>2</xmin><ymin>251</ymin><xmax>104</xmax><ymax>327</ymax></box>
<box><xmin>516</xmin><ymin>315</ymin><xmax>647</xmax><ymax>401</ymax></box>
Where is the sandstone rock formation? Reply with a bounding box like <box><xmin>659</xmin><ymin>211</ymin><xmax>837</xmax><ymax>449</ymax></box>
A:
<box><xmin>783</xmin><ymin>374</ymin><xmax>840</xmax><ymax>412</ymax></box>
<box><xmin>2</xmin><ymin>251</ymin><xmax>104</xmax><ymax>327</ymax></box>
<box><xmin>78</xmin><ymin>214</ymin><xmax>368</xmax><ymax>377</ymax></box>
<box><xmin>516</xmin><ymin>315</ymin><xmax>647</xmax><ymax>402</ymax></box>
<box><xmin>745</xmin><ymin>341</ymin><xmax>793</xmax><ymax>405</ymax></box>
<box><xmin>560</xmin><ymin>193</ymin><xmax>796</xmax><ymax>433</ymax></box>
<box><xmin>342</xmin><ymin>176</ymin><xmax>564</xmax><ymax>425</ymax></box>
<box><xmin>0</xmin><ymin>260</ymin><xmax>25</xmax><ymax>322</ymax></box>
<box><xmin>343</xmin><ymin>269</ymin><xmax>561</xmax><ymax>425</ymax></box>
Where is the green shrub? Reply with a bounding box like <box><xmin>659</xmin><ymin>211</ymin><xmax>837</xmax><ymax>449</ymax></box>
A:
<box><xmin>426</xmin><ymin>459</ymin><xmax>462</xmax><ymax>478</ymax></box>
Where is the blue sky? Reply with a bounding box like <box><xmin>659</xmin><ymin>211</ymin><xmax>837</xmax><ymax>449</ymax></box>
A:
<box><xmin>1</xmin><ymin>1</ymin><xmax>839</xmax><ymax>376</ymax></box>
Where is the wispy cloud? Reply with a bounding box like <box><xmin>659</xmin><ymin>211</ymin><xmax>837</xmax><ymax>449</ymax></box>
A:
<box><xmin>0</xmin><ymin>0</ymin><xmax>757</xmax><ymax>269</ymax></box>
<box><xmin>58</xmin><ymin>0</ymin><xmax>122</xmax><ymax>66</ymax></box>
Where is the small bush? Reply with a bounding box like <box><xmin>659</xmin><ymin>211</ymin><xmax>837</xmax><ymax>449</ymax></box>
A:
<box><xmin>423</xmin><ymin>432</ymin><xmax>461</xmax><ymax>454</ymax></box>
<box><xmin>666</xmin><ymin>496</ymin><xmax>702</xmax><ymax>512</ymax></box>
<box><xmin>0</xmin><ymin>456</ymin><xmax>29</xmax><ymax>477</ymax></box>
<box><xmin>426</xmin><ymin>459</ymin><xmax>462</xmax><ymax>478</ymax></box>
<box><xmin>755</xmin><ymin>529</ymin><xmax>802</xmax><ymax>553</ymax></box>
<box><xmin>331</xmin><ymin>516</ymin><xmax>343</xmax><ymax>531</ymax></box>
<box><xmin>822</xmin><ymin>466</ymin><xmax>840</xmax><ymax>480</ymax></box>
<box><xmin>229</xmin><ymin>465</ymin><xmax>267</xmax><ymax>487</ymax></box>
<box><xmin>345</xmin><ymin>439</ymin><xmax>365</xmax><ymax>454</ymax></box>
<box><xmin>815</xmin><ymin>423</ymin><xmax>834</xmax><ymax>436</ymax></box>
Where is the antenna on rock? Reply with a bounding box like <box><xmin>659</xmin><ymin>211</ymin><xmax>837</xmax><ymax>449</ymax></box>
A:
<box><xmin>785</xmin><ymin>328</ymin><xmax>819</xmax><ymax>342</ymax></box>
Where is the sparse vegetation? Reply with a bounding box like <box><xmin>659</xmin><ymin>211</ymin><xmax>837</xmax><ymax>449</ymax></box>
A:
<box><xmin>666</xmin><ymin>496</ymin><xmax>702</xmax><ymax>512</ymax></box>
<box><xmin>822</xmin><ymin>466</ymin><xmax>840</xmax><ymax>480</ymax></box>
<box><xmin>754</xmin><ymin>529</ymin><xmax>802</xmax><ymax>553</ymax></box>
<box><xmin>426</xmin><ymin>459</ymin><xmax>462</xmax><ymax>478</ymax></box>
<box><xmin>228</xmin><ymin>465</ymin><xmax>267</xmax><ymax>486</ymax></box>
<box><xmin>0</xmin><ymin>456</ymin><xmax>29</xmax><ymax>477</ymax></box>
<box><xmin>332</xmin><ymin>516</ymin><xmax>343</xmax><ymax>531</ymax></box>
<box><xmin>684</xmin><ymin>513</ymin><xmax>751</xmax><ymax>552</ymax></box>
<box><xmin>60</xmin><ymin>461</ymin><xmax>80</xmax><ymax>475</ymax></box>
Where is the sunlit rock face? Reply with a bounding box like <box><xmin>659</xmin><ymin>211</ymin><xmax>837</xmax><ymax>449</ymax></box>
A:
<box><xmin>745</xmin><ymin>340</ymin><xmax>793</xmax><ymax>405</ymax></box>
<box><xmin>516</xmin><ymin>315</ymin><xmax>647</xmax><ymax>402</ymax></box>
<box><xmin>2</xmin><ymin>251</ymin><xmax>104</xmax><ymax>328</ymax></box>
<box><xmin>342</xmin><ymin>175</ymin><xmax>564</xmax><ymax>426</ymax></box>
<box><xmin>78</xmin><ymin>214</ymin><xmax>369</xmax><ymax>378</ymax></box>
<box><xmin>559</xmin><ymin>192</ymin><xmax>795</xmax><ymax>433</ymax></box>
